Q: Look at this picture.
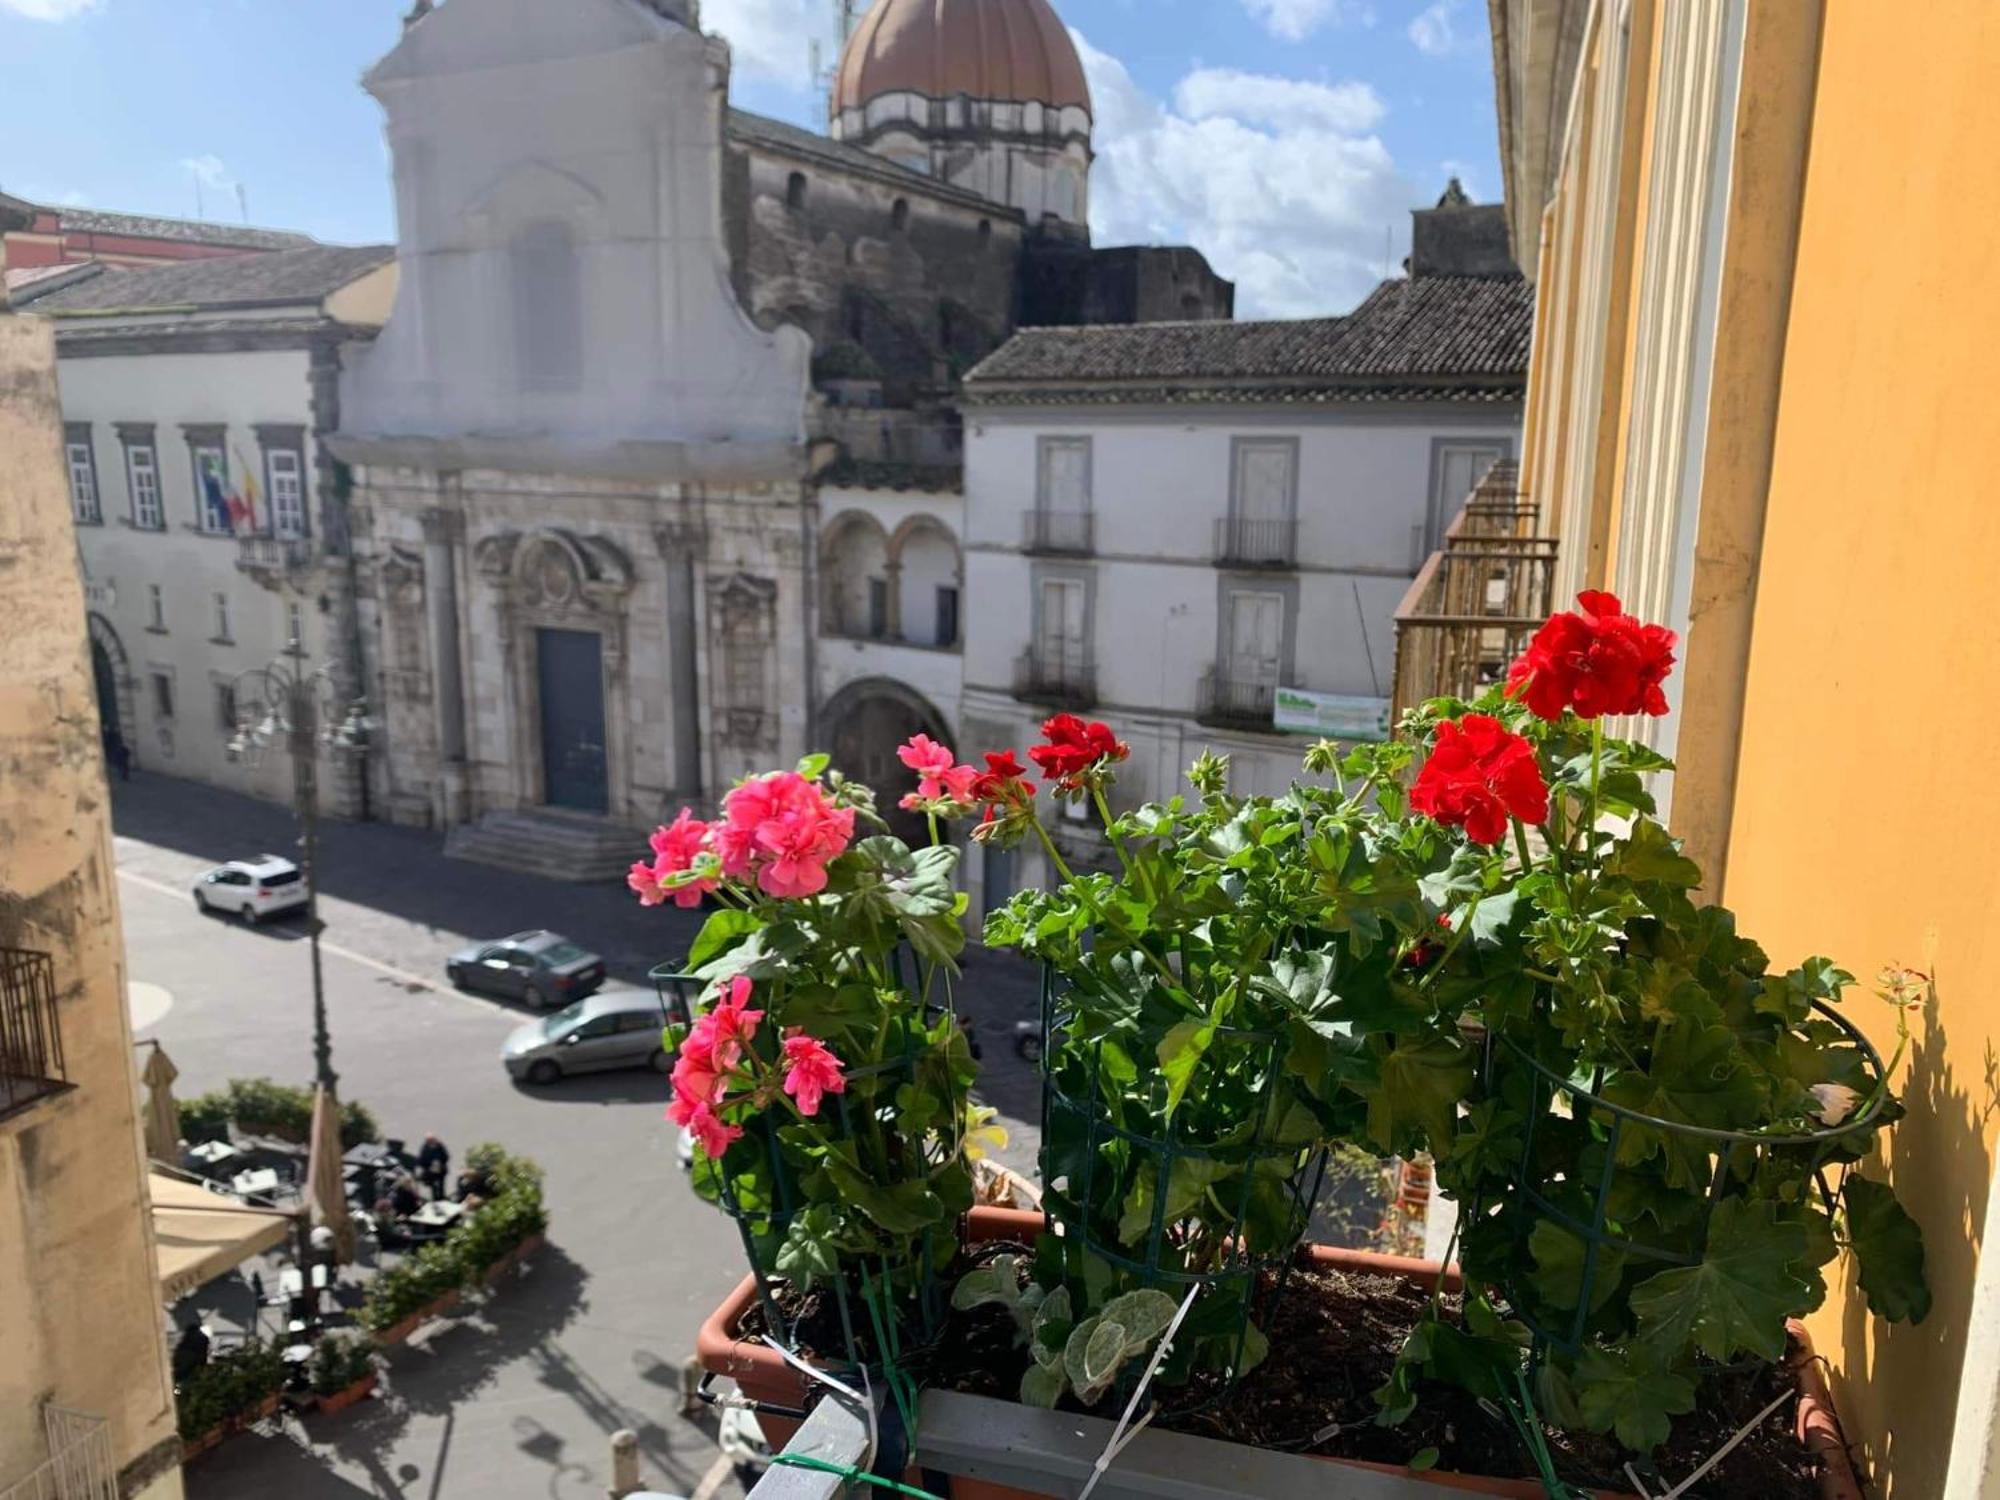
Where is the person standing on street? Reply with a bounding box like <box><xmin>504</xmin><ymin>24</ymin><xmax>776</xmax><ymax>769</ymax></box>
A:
<box><xmin>417</xmin><ymin>1133</ymin><xmax>450</xmax><ymax>1202</ymax></box>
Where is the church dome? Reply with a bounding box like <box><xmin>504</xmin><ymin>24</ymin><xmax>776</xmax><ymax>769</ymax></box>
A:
<box><xmin>832</xmin><ymin>0</ymin><xmax>1092</xmax><ymax>116</ymax></box>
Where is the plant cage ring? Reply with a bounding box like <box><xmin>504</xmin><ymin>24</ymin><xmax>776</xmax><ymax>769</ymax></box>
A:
<box><xmin>652</xmin><ymin>957</ymin><xmax>958</xmax><ymax>1382</ymax></box>
<box><xmin>1037</xmin><ymin>964</ymin><xmax>1332</xmax><ymax>1413</ymax></box>
<box><xmin>1471</xmin><ymin>997</ymin><xmax>1891</xmax><ymax>1357</ymax></box>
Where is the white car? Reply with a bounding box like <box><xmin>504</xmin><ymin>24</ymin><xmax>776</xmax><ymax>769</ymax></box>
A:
<box><xmin>192</xmin><ymin>855</ymin><xmax>309</xmax><ymax>923</ymax></box>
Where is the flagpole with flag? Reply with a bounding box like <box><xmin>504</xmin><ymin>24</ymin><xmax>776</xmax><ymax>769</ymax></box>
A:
<box><xmin>230</xmin><ymin>444</ymin><xmax>262</xmax><ymax>534</ymax></box>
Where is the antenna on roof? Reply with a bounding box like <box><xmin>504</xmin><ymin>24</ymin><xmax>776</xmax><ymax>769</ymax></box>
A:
<box><xmin>818</xmin><ymin>0</ymin><xmax>857</xmax><ymax>125</ymax></box>
<box><xmin>235</xmin><ymin>183</ymin><xmax>249</xmax><ymax>225</ymax></box>
<box><xmin>192</xmin><ymin>170</ymin><xmax>205</xmax><ymax>223</ymax></box>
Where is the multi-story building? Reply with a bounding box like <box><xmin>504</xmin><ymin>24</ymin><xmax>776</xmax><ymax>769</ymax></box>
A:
<box><xmin>0</xmin><ymin>256</ymin><xmax>185</xmax><ymax>1500</ymax></box>
<box><xmin>16</xmin><ymin>246</ymin><xmax>396</xmax><ymax>810</ymax></box>
<box><xmin>334</xmin><ymin>0</ymin><xmax>1230</xmax><ymax>876</ymax></box>
<box><xmin>1415</xmin><ymin>3</ymin><xmax>2000</xmax><ymax>1493</ymax></box>
<box><xmin>956</xmin><ymin>195</ymin><xmax>1532</xmax><ymax>904</ymax></box>
<box><xmin>0</xmin><ymin>188</ymin><xmax>316</xmax><ymax>273</ymax></box>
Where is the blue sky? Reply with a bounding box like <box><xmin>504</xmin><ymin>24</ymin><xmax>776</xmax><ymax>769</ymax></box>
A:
<box><xmin>0</xmin><ymin>0</ymin><xmax>1499</xmax><ymax>317</ymax></box>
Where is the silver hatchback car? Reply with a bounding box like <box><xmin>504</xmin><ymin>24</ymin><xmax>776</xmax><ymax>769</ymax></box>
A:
<box><xmin>502</xmin><ymin>991</ymin><xmax>671</xmax><ymax>1086</ymax></box>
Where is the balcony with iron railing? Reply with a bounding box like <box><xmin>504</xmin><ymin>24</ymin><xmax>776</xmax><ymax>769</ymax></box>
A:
<box><xmin>1</xmin><ymin>1408</ymin><xmax>114</xmax><ymax>1500</ymax></box>
<box><xmin>0</xmin><ymin>949</ymin><xmax>70</xmax><ymax>1123</ymax></box>
<box><xmin>1020</xmin><ymin>508</ymin><xmax>1094</xmax><ymax>556</ymax></box>
<box><xmin>1196</xmin><ymin>667</ymin><xmax>1278</xmax><ymax>732</ymax></box>
<box><xmin>236</xmin><ymin>533</ymin><xmax>320</xmax><ymax>586</ymax></box>
<box><xmin>1213</xmin><ymin>515</ymin><xmax>1299</xmax><ymax>568</ymax></box>
<box><xmin>1390</xmin><ymin>462</ymin><xmax>1558</xmax><ymax>721</ymax></box>
<box><xmin>1012</xmin><ymin>645</ymin><xmax>1096</xmax><ymax>709</ymax></box>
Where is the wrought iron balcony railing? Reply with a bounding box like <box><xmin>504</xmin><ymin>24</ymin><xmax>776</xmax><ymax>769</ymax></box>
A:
<box><xmin>1213</xmin><ymin>516</ymin><xmax>1299</xmax><ymax>568</ymax></box>
<box><xmin>1021</xmin><ymin>509</ymin><xmax>1094</xmax><ymax>556</ymax></box>
<box><xmin>236</xmin><ymin>534</ymin><xmax>319</xmax><ymax>583</ymax></box>
<box><xmin>1012</xmin><ymin>646</ymin><xmax>1096</xmax><ymax>708</ymax></box>
<box><xmin>1</xmin><ymin>1408</ymin><xmax>114</xmax><ymax>1500</ymax></box>
<box><xmin>1390</xmin><ymin>461</ymin><xmax>1558</xmax><ymax>722</ymax></box>
<box><xmin>0</xmin><ymin>948</ymin><xmax>70</xmax><ymax>1122</ymax></box>
<box><xmin>1196</xmin><ymin>668</ymin><xmax>1279</xmax><ymax>731</ymax></box>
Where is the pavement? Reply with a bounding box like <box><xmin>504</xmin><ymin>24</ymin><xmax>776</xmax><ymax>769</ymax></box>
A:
<box><xmin>114</xmin><ymin>774</ymin><xmax>1044</xmax><ymax>1500</ymax></box>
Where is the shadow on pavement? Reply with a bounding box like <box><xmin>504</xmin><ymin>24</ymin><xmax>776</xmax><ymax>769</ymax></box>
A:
<box><xmin>510</xmin><ymin>1071</ymin><xmax>672</xmax><ymax>1108</ymax></box>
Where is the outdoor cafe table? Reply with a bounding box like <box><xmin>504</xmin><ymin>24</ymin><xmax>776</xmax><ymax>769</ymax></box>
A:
<box><xmin>231</xmin><ymin>1167</ymin><xmax>282</xmax><ymax>1198</ymax></box>
<box><xmin>409</xmin><ymin>1199</ymin><xmax>464</xmax><ymax>1230</ymax></box>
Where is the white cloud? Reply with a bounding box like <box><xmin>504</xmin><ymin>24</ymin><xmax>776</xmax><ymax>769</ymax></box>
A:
<box><xmin>1239</xmin><ymin>0</ymin><xmax>1374</xmax><ymax>43</ymax></box>
<box><xmin>1408</xmin><ymin>0</ymin><xmax>1465</xmax><ymax>57</ymax></box>
<box><xmin>1173</xmin><ymin>69</ymin><xmax>1384</xmax><ymax>134</ymax></box>
<box><xmin>1075</xmin><ymin>30</ymin><xmax>1415</xmax><ymax>319</ymax></box>
<box><xmin>703</xmin><ymin>0</ymin><xmax>847</xmax><ymax>84</ymax></box>
<box><xmin>0</xmin><ymin>0</ymin><xmax>101</xmax><ymax>17</ymax></box>
<box><xmin>179</xmin><ymin>155</ymin><xmax>235</xmax><ymax>191</ymax></box>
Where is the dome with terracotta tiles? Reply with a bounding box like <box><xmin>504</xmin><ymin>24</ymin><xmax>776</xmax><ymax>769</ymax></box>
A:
<box><xmin>832</xmin><ymin>0</ymin><xmax>1092</xmax><ymax>115</ymax></box>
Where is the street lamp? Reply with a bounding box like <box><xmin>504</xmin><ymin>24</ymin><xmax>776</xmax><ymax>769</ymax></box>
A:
<box><xmin>228</xmin><ymin>636</ymin><xmax>372</xmax><ymax>1092</ymax></box>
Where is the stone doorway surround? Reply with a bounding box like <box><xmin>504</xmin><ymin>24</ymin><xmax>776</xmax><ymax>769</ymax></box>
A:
<box><xmin>472</xmin><ymin>526</ymin><xmax>636</xmax><ymax>821</ymax></box>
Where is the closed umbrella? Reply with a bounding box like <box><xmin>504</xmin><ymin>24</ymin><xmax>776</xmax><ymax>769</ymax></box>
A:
<box><xmin>306</xmin><ymin>1082</ymin><xmax>356</xmax><ymax>1262</ymax></box>
<box><xmin>140</xmin><ymin>1043</ymin><xmax>180</xmax><ymax>1163</ymax></box>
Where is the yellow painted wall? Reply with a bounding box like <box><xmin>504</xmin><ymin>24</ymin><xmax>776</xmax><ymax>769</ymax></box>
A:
<box><xmin>1721</xmin><ymin>3</ymin><xmax>2000</xmax><ymax>1494</ymax></box>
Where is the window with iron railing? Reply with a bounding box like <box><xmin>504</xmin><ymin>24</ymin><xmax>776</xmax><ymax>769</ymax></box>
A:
<box><xmin>0</xmin><ymin>950</ymin><xmax>71</xmax><ymax>1122</ymax></box>
<box><xmin>1012</xmin><ymin>645</ymin><xmax>1096</xmax><ymax>709</ymax></box>
<box><xmin>1021</xmin><ymin>508</ymin><xmax>1094</xmax><ymax>555</ymax></box>
<box><xmin>1213</xmin><ymin>516</ymin><xmax>1298</xmax><ymax>567</ymax></box>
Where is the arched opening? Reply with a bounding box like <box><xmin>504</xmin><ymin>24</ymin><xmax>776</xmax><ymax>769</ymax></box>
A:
<box><xmin>891</xmin><ymin>198</ymin><xmax>910</xmax><ymax>233</ymax></box>
<box><xmin>820</xmin><ymin>679</ymin><xmax>951</xmax><ymax>849</ymax></box>
<box><xmin>821</xmin><ymin>512</ymin><xmax>892</xmax><ymax>639</ymax></box>
<box><xmin>891</xmin><ymin>516</ymin><xmax>962</xmax><ymax>649</ymax></box>
<box><xmin>511</xmin><ymin>218</ymin><xmax>583</xmax><ymax>392</ymax></box>
<box><xmin>88</xmin><ymin>612</ymin><xmax>135</xmax><ymax>771</ymax></box>
<box><xmin>786</xmin><ymin>171</ymin><xmax>808</xmax><ymax>210</ymax></box>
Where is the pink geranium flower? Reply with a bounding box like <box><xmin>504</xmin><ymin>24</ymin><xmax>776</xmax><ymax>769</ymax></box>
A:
<box><xmin>671</xmin><ymin>1097</ymin><xmax>743</xmax><ymax>1157</ymax></box>
<box><xmin>781</xmin><ymin>1032</ymin><xmax>847</xmax><ymax>1117</ymax></box>
<box><xmin>636</xmin><ymin>808</ymin><xmax>718</xmax><ymax>909</ymax></box>
<box><xmin>628</xmin><ymin>860</ymin><xmax>671</xmax><ymax>907</ymax></box>
<box><xmin>898</xmin><ymin>734</ymin><xmax>956</xmax><ymax>782</ymax></box>
<box><xmin>703</xmin><ymin>976</ymin><xmax>765</xmax><ymax>1072</ymax></box>
<box><xmin>897</xmin><ymin>734</ymin><xmax>982</xmax><ymax>812</ymax></box>
<box><xmin>719</xmin><ymin>771</ymin><xmax>856</xmax><ymax>899</ymax></box>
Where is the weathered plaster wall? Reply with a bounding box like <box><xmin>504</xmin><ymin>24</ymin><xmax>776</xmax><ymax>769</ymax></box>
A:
<box><xmin>0</xmin><ymin>312</ymin><xmax>184</xmax><ymax>1499</ymax></box>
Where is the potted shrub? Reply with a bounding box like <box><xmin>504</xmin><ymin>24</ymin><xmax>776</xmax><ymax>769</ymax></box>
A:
<box><xmin>924</xmin><ymin>600</ymin><xmax>1919</xmax><ymax>1500</ymax></box>
<box><xmin>644</xmin><ymin>748</ymin><xmax>984</xmax><ymax>1455</ymax></box>
<box><xmin>177</xmin><ymin>1341</ymin><xmax>285</xmax><ymax>1460</ymax></box>
<box><xmin>359</xmin><ymin>1238</ymin><xmax>464</xmax><ymax>1346</ymax></box>
<box><xmin>307</xmin><ymin>1332</ymin><xmax>380</xmax><ymax>1415</ymax></box>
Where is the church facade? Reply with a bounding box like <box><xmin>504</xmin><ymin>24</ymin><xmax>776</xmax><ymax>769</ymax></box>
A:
<box><xmin>334</xmin><ymin>0</ymin><xmax>1229</xmax><ymax>868</ymax></box>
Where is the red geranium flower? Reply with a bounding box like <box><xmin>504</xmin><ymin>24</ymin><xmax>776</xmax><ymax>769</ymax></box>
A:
<box><xmin>1410</xmin><ymin>714</ymin><xmax>1549</xmax><ymax>845</ymax></box>
<box><xmin>1506</xmin><ymin>590</ymin><xmax>1677</xmax><ymax>721</ymax></box>
<box><xmin>970</xmin><ymin>750</ymin><xmax>1035</xmax><ymax>805</ymax></box>
<box><xmin>1028</xmin><ymin>714</ymin><xmax>1130</xmax><ymax>791</ymax></box>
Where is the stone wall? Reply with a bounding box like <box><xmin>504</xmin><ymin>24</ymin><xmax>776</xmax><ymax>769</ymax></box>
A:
<box><xmin>0</xmin><ymin>312</ymin><xmax>184</xmax><ymax>1498</ymax></box>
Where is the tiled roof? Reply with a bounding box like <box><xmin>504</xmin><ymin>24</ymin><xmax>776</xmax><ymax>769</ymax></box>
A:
<box><xmin>964</xmin><ymin>274</ymin><xmax>1534</xmax><ymax>402</ymax></box>
<box><xmin>726</xmin><ymin>108</ymin><xmax>1013</xmax><ymax>217</ymax></box>
<box><xmin>42</xmin><ymin>204</ymin><xmax>317</xmax><ymax>251</ymax></box>
<box><xmin>21</xmin><ymin>244</ymin><xmax>394</xmax><ymax>314</ymax></box>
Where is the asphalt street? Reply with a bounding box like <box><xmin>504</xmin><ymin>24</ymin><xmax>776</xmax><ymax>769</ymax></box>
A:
<box><xmin>114</xmin><ymin>774</ymin><xmax>1044</xmax><ymax>1500</ymax></box>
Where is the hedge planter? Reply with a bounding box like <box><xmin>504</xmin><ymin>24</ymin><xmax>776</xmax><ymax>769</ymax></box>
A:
<box><xmin>370</xmin><ymin>1287</ymin><xmax>462</xmax><ymax>1348</ymax></box>
<box><xmin>479</xmin><ymin>1232</ymin><xmax>545</xmax><ymax>1289</ymax></box>
<box><xmin>313</xmin><ymin>1373</ymin><xmax>379</xmax><ymax>1416</ymax></box>
<box><xmin>179</xmin><ymin>1392</ymin><xmax>281</xmax><ymax>1464</ymax></box>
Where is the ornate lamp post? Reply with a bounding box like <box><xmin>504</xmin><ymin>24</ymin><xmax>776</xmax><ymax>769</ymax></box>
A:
<box><xmin>229</xmin><ymin>635</ymin><xmax>372</xmax><ymax>1091</ymax></box>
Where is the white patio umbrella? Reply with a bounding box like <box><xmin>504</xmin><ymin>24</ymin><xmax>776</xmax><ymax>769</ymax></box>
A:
<box><xmin>305</xmin><ymin>1081</ymin><xmax>356</xmax><ymax>1262</ymax></box>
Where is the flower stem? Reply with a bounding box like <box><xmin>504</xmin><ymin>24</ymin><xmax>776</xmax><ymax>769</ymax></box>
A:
<box><xmin>1511</xmin><ymin>817</ymin><xmax>1536</xmax><ymax>876</ymax></box>
<box><xmin>1090</xmin><ymin>784</ymin><xmax>1129</xmax><ymax>868</ymax></box>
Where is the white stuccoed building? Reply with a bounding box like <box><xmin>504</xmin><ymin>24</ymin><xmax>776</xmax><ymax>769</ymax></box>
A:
<box><xmin>20</xmin><ymin>247</ymin><xmax>396</xmax><ymax>810</ymax></box>
<box><xmin>957</xmin><ymin>246</ymin><xmax>1533</xmax><ymax>908</ymax></box>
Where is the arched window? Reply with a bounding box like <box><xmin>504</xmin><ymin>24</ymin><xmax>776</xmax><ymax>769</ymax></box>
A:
<box><xmin>978</xmin><ymin>218</ymin><xmax>992</xmax><ymax>243</ymax></box>
<box><xmin>891</xmin><ymin>198</ymin><xmax>910</xmax><ymax>232</ymax></box>
<box><xmin>511</xmin><ymin>218</ymin><xmax>582</xmax><ymax>391</ymax></box>
<box><xmin>786</xmin><ymin>171</ymin><xmax>808</xmax><ymax>210</ymax></box>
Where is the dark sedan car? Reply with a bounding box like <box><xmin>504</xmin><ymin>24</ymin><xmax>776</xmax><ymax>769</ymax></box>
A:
<box><xmin>446</xmin><ymin>930</ymin><xmax>606</xmax><ymax>1009</ymax></box>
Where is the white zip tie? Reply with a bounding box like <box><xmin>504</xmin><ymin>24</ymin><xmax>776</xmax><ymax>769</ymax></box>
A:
<box><xmin>1654</xmin><ymin>1385</ymin><xmax>1795</xmax><ymax>1500</ymax></box>
<box><xmin>761</xmin><ymin>1335</ymin><xmax>880</xmax><ymax>1474</ymax></box>
<box><xmin>1076</xmin><ymin>1283</ymin><xmax>1202</xmax><ymax>1500</ymax></box>
<box><xmin>1623</xmin><ymin>1462</ymin><xmax>1659</xmax><ymax>1499</ymax></box>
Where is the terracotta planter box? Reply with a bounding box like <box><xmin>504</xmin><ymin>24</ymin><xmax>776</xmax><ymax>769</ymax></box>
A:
<box><xmin>479</xmin><ymin>1232</ymin><xmax>545</xmax><ymax>1289</ymax></box>
<box><xmin>313</xmin><ymin>1373</ymin><xmax>379</xmax><ymax>1416</ymax></box>
<box><xmin>919</xmin><ymin>1242</ymin><xmax>1862</xmax><ymax>1500</ymax></box>
<box><xmin>180</xmin><ymin>1390</ymin><xmax>283</xmax><ymax>1464</ymax></box>
<box><xmin>371</xmin><ymin>1286</ymin><xmax>462</xmax><ymax>1348</ymax></box>
<box><xmin>696</xmin><ymin>1206</ymin><xmax>1044</xmax><ymax>1448</ymax></box>
<box><xmin>697</xmin><ymin>1211</ymin><xmax>1861</xmax><ymax>1500</ymax></box>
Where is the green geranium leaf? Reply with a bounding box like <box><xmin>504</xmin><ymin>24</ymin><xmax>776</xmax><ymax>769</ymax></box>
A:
<box><xmin>1360</xmin><ymin>1034</ymin><xmax>1475</xmax><ymax>1158</ymax></box>
<box><xmin>1020</xmin><ymin>1361</ymin><xmax>1065</xmax><ymax>1408</ymax></box>
<box><xmin>686</xmin><ymin>907</ymin><xmax>761</xmax><ymax>971</ymax></box>
<box><xmin>1118</xmin><ymin>1157</ymin><xmax>1232</xmax><ymax>1246</ymax></box>
<box><xmin>1100</xmin><ymin>1289</ymin><xmax>1178</xmax><ymax>1347</ymax></box>
<box><xmin>1844</xmin><ymin>1176</ymin><xmax>1931</xmax><ymax>1323</ymax></box>
<box><xmin>819</xmin><ymin>1156</ymin><xmax>946</xmax><ymax>1236</ymax></box>
<box><xmin>1573</xmin><ymin>1345</ymin><xmax>1696</xmax><ymax>1453</ymax></box>
<box><xmin>1529</xmin><ymin>1221</ymin><xmax>1627</xmax><ymax>1314</ymax></box>
<box><xmin>1604</xmin><ymin>819</ymin><xmax>1703</xmax><ymax>889</ymax></box>
<box><xmin>1630</xmin><ymin>1198</ymin><xmax>1810</xmax><ymax>1363</ymax></box>
<box><xmin>1157</xmin><ymin>1019</ymin><xmax>1217</xmax><ymax>1119</ymax></box>
<box><xmin>774</xmin><ymin>1204</ymin><xmax>844</xmax><ymax>1286</ymax></box>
